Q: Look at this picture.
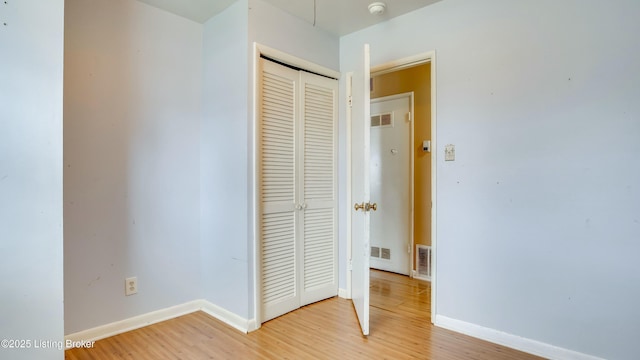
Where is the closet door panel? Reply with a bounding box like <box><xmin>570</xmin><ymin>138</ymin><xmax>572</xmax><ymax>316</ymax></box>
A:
<box><xmin>300</xmin><ymin>72</ymin><xmax>339</xmax><ymax>305</ymax></box>
<box><xmin>302</xmin><ymin>207</ymin><xmax>335</xmax><ymax>297</ymax></box>
<box><xmin>259</xmin><ymin>58</ymin><xmax>300</xmax><ymax>322</ymax></box>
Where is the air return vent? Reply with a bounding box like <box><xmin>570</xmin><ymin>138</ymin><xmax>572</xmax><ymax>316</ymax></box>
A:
<box><xmin>371</xmin><ymin>112</ymin><xmax>393</xmax><ymax>127</ymax></box>
<box><xmin>380</xmin><ymin>113</ymin><xmax>392</xmax><ymax>126</ymax></box>
<box><xmin>371</xmin><ymin>246</ymin><xmax>390</xmax><ymax>260</ymax></box>
<box><xmin>370</xmin><ymin>246</ymin><xmax>380</xmax><ymax>258</ymax></box>
<box><xmin>415</xmin><ymin>245</ymin><xmax>432</xmax><ymax>281</ymax></box>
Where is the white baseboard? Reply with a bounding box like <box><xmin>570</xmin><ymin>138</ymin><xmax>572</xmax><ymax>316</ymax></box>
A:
<box><xmin>65</xmin><ymin>300</ymin><xmax>252</xmax><ymax>344</ymax></box>
<box><xmin>65</xmin><ymin>300</ymin><xmax>202</xmax><ymax>344</ymax></box>
<box><xmin>247</xmin><ymin>318</ymin><xmax>260</xmax><ymax>333</ymax></box>
<box><xmin>199</xmin><ymin>300</ymin><xmax>251</xmax><ymax>333</ymax></box>
<box><xmin>338</xmin><ymin>288</ymin><xmax>349</xmax><ymax>299</ymax></box>
<box><xmin>435</xmin><ymin>315</ymin><xmax>604</xmax><ymax>360</ymax></box>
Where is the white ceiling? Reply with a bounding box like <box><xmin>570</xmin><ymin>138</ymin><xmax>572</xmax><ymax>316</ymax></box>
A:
<box><xmin>136</xmin><ymin>0</ymin><xmax>442</xmax><ymax>36</ymax></box>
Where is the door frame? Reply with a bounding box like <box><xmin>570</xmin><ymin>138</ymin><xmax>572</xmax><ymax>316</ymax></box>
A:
<box><xmin>350</xmin><ymin>50</ymin><xmax>437</xmax><ymax>323</ymax></box>
<box><xmin>370</xmin><ymin>92</ymin><xmax>415</xmax><ymax>276</ymax></box>
<box><xmin>251</xmin><ymin>43</ymin><xmax>340</xmax><ymax>330</ymax></box>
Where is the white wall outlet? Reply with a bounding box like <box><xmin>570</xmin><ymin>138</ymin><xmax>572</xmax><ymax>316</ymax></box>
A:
<box><xmin>125</xmin><ymin>277</ymin><xmax>138</xmax><ymax>296</ymax></box>
<box><xmin>445</xmin><ymin>144</ymin><xmax>455</xmax><ymax>161</ymax></box>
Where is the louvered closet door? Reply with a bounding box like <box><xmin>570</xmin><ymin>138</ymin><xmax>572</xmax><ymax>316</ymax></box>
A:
<box><xmin>259</xmin><ymin>58</ymin><xmax>300</xmax><ymax>322</ymax></box>
<box><xmin>259</xmin><ymin>57</ymin><xmax>338</xmax><ymax>323</ymax></box>
<box><xmin>299</xmin><ymin>72</ymin><xmax>338</xmax><ymax>306</ymax></box>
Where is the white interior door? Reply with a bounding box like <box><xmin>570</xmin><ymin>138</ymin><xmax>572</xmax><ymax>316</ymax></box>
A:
<box><xmin>351</xmin><ymin>44</ymin><xmax>371</xmax><ymax>336</ymax></box>
<box><xmin>370</xmin><ymin>94</ymin><xmax>412</xmax><ymax>275</ymax></box>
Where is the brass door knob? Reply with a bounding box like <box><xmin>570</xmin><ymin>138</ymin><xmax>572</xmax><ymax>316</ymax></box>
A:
<box><xmin>355</xmin><ymin>202</ymin><xmax>377</xmax><ymax>211</ymax></box>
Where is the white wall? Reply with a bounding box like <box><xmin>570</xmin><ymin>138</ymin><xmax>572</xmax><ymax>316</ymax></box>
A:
<box><xmin>201</xmin><ymin>0</ymin><xmax>251</xmax><ymax>319</ymax></box>
<box><xmin>64</xmin><ymin>0</ymin><xmax>203</xmax><ymax>334</ymax></box>
<box><xmin>340</xmin><ymin>0</ymin><xmax>640</xmax><ymax>359</ymax></box>
<box><xmin>0</xmin><ymin>0</ymin><xmax>64</xmax><ymax>359</ymax></box>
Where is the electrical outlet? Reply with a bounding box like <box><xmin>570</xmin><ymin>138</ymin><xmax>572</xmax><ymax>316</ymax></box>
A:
<box><xmin>125</xmin><ymin>277</ymin><xmax>138</xmax><ymax>296</ymax></box>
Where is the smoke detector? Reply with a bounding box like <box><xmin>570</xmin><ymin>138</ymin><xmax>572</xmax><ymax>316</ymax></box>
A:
<box><xmin>368</xmin><ymin>2</ymin><xmax>386</xmax><ymax>15</ymax></box>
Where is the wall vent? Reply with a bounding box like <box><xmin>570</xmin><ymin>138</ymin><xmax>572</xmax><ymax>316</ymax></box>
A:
<box><xmin>415</xmin><ymin>245</ymin><xmax>432</xmax><ymax>281</ymax></box>
<box><xmin>371</xmin><ymin>246</ymin><xmax>391</xmax><ymax>260</ymax></box>
<box><xmin>371</xmin><ymin>112</ymin><xmax>393</xmax><ymax>127</ymax></box>
<box><xmin>380</xmin><ymin>113</ymin><xmax>392</xmax><ymax>126</ymax></box>
<box><xmin>371</xmin><ymin>115</ymin><xmax>380</xmax><ymax>127</ymax></box>
<box><xmin>370</xmin><ymin>246</ymin><xmax>380</xmax><ymax>258</ymax></box>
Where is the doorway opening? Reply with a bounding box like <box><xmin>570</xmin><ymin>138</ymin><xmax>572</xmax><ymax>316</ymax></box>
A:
<box><xmin>348</xmin><ymin>48</ymin><xmax>436</xmax><ymax>336</ymax></box>
<box><xmin>368</xmin><ymin>53</ymin><xmax>436</xmax><ymax>324</ymax></box>
<box><xmin>370</xmin><ymin>61</ymin><xmax>432</xmax><ymax>278</ymax></box>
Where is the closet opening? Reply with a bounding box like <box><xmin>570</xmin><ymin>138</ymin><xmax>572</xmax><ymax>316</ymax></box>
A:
<box><xmin>252</xmin><ymin>44</ymin><xmax>340</xmax><ymax>329</ymax></box>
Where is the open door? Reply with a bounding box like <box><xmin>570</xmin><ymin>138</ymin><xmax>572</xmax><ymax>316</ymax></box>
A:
<box><xmin>350</xmin><ymin>44</ymin><xmax>371</xmax><ymax>335</ymax></box>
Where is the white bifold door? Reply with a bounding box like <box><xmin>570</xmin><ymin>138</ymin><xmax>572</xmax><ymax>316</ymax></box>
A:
<box><xmin>259</xmin><ymin>57</ymin><xmax>339</xmax><ymax>323</ymax></box>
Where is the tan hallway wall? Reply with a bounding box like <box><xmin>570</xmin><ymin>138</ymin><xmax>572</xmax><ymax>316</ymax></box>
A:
<box><xmin>371</xmin><ymin>63</ymin><xmax>431</xmax><ymax>266</ymax></box>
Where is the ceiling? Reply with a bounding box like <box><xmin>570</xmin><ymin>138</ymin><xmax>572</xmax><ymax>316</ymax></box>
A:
<box><xmin>135</xmin><ymin>0</ymin><xmax>442</xmax><ymax>36</ymax></box>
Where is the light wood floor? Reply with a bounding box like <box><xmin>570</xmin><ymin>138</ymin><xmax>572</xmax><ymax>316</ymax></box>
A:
<box><xmin>66</xmin><ymin>270</ymin><xmax>542</xmax><ymax>359</ymax></box>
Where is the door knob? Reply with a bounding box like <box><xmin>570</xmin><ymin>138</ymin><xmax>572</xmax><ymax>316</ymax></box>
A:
<box><xmin>354</xmin><ymin>202</ymin><xmax>377</xmax><ymax>212</ymax></box>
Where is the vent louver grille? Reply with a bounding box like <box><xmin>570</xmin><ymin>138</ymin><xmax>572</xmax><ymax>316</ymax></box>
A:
<box><xmin>370</xmin><ymin>246</ymin><xmax>380</xmax><ymax>258</ymax></box>
<box><xmin>416</xmin><ymin>245</ymin><xmax>432</xmax><ymax>281</ymax></box>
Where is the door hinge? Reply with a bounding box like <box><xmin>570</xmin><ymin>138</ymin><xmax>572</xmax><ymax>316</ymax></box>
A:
<box><xmin>348</xmin><ymin>95</ymin><xmax>353</xmax><ymax>108</ymax></box>
<box><xmin>347</xmin><ymin>259</ymin><xmax>353</xmax><ymax>271</ymax></box>
<box><xmin>407</xmin><ymin>112</ymin><xmax>411</xmax><ymax>122</ymax></box>
<box><xmin>408</xmin><ymin>243</ymin><xmax>411</xmax><ymax>253</ymax></box>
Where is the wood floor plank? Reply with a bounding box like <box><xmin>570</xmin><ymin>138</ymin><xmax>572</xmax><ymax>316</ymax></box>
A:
<box><xmin>66</xmin><ymin>270</ymin><xmax>543</xmax><ymax>360</ymax></box>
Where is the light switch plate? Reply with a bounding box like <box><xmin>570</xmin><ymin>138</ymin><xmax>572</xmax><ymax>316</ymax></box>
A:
<box><xmin>445</xmin><ymin>144</ymin><xmax>455</xmax><ymax>161</ymax></box>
